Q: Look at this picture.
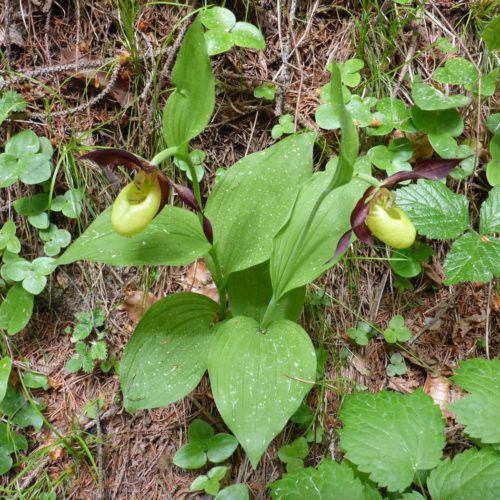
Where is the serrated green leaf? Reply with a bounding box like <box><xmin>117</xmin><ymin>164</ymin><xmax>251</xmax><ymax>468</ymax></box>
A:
<box><xmin>120</xmin><ymin>293</ymin><xmax>219</xmax><ymax>412</ymax></box>
<box><xmin>232</xmin><ymin>22</ymin><xmax>265</xmax><ymax>50</ymax></box>
<box><xmin>65</xmin><ymin>356</ymin><xmax>83</xmax><ymax>373</ymax></box>
<box><xmin>449</xmin><ymin>358</ymin><xmax>500</xmax><ymax>445</ymax></box>
<box><xmin>412</xmin><ymin>83</ymin><xmax>469</xmax><ymax>110</ymax></box>
<box><xmin>427</xmin><ymin>448</ymin><xmax>500</xmax><ymax>500</ymax></box>
<box><xmin>91</xmin><ymin>340</ymin><xmax>107</xmax><ymax>361</ymax></box>
<box><xmin>0</xmin><ymin>284</ymin><xmax>34</xmax><ymax>335</ymax></box>
<box><xmin>201</xmin><ymin>6</ymin><xmax>236</xmax><ymax>31</ymax></box>
<box><xmin>163</xmin><ymin>17</ymin><xmax>215</xmax><ymax>148</ymax></box>
<box><xmin>205</xmin><ymin>133</ymin><xmax>315</xmax><ymax>275</ymax></box>
<box><xmin>208</xmin><ymin>317</ymin><xmax>316</xmax><ymax>468</ymax></box>
<box><xmin>270</xmin><ymin>459</ymin><xmax>381</xmax><ymax>500</ymax></box>
<box><xmin>396</xmin><ymin>180</ymin><xmax>469</xmax><ymax>239</ymax></box>
<box><xmin>410</xmin><ymin>106</ymin><xmax>463</xmax><ymax>136</ymax></box>
<box><xmin>479</xmin><ymin>186</ymin><xmax>500</xmax><ymax>235</ymax></box>
<box><xmin>444</xmin><ymin>232</ymin><xmax>500</xmax><ymax>285</ymax></box>
<box><xmin>339</xmin><ymin>389</ymin><xmax>445</xmax><ymax>492</ymax></box>
<box><xmin>58</xmin><ymin>205</ymin><xmax>210</xmax><ymax>267</ymax></box>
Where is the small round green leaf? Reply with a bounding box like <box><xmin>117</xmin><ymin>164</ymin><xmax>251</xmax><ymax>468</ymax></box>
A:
<box><xmin>433</xmin><ymin>57</ymin><xmax>476</xmax><ymax>85</ymax></box>
<box><xmin>253</xmin><ymin>83</ymin><xmax>276</xmax><ymax>100</ymax></box>
<box><xmin>232</xmin><ymin>22</ymin><xmax>265</xmax><ymax>50</ymax></box>
<box><xmin>188</xmin><ymin>419</ymin><xmax>215</xmax><ymax>447</ymax></box>
<box><xmin>486</xmin><ymin>160</ymin><xmax>500</xmax><ymax>186</ymax></box>
<box><xmin>207</xmin><ymin>433</ymin><xmax>238</xmax><ymax>463</ymax></box>
<box><xmin>487</xmin><ymin>113</ymin><xmax>500</xmax><ymax>135</ymax></box>
<box><xmin>412</xmin><ymin>83</ymin><xmax>470</xmax><ymax>110</ymax></box>
<box><xmin>173</xmin><ymin>443</ymin><xmax>207</xmax><ymax>469</ymax></box>
<box><xmin>215</xmin><ymin>484</ymin><xmax>249</xmax><ymax>500</ymax></box>
<box><xmin>410</xmin><ymin>106</ymin><xmax>464</xmax><ymax>136</ymax></box>
<box><xmin>201</xmin><ymin>7</ymin><xmax>236</xmax><ymax>31</ymax></box>
<box><xmin>5</xmin><ymin>130</ymin><xmax>40</xmax><ymax>156</ymax></box>
<box><xmin>205</xmin><ymin>30</ymin><xmax>234</xmax><ymax>56</ymax></box>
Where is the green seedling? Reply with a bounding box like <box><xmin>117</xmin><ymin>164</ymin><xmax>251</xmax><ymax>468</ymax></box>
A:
<box><xmin>0</xmin><ymin>221</ymin><xmax>21</xmax><ymax>254</ymax></box>
<box><xmin>390</xmin><ymin>243</ymin><xmax>434</xmax><ymax>278</ymax></box>
<box><xmin>383</xmin><ymin>315</ymin><xmax>411</xmax><ymax>344</ymax></box>
<box><xmin>278</xmin><ymin>437</ymin><xmax>309</xmax><ymax>472</ymax></box>
<box><xmin>386</xmin><ymin>352</ymin><xmax>407</xmax><ymax>376</ymax></box>
<box><xmin>174</xmin><ymin>149</ymin><xmax>205</xmax><ymax>182</ymax></box>
<box><xmin>0</xmin><ymin>130</ymin><xmax>53</xmax><ymax>188</ymax></box>
<box><xmin>173</xmin><ymin>419</ymin><xmax>238</xmax><ymax>469</ymax></box>
<box><xmin>215</xmin><ymin>483</ymin><xmax>249</xmax><ymax>500</ymax></box>
<box><xmin>0</xmin><ymin>90</ymin><xmax>25</xmax><ymax>127</ymax></box>
<box><xmin>271</xmin><ymin>114</ymin><xmax>295</xmax><ymax>139</ymax></box>
<box><xmin>39</xmin><ymin>224</ymin><xmax>72</xmax><ymax>257</ymax></box>
<box><xmin>51</xmin><ymin>189</ymin><xmax>83</xmax><ymax>219</ymax></box>
<box><xmin>254</xmin><ymin>83</ymin><xmax>276</xmax><ymax>101</ymax></box>
<box><xmin>190</xmin><ymin>465</ymin><xmax>228</xmax><ymax>496</ymax></box>
<box><xmin>0</xmin><ymin>254</ymin><xmax>55</xmax><ymax>295</ymax></box>
<box><xmin>347</xmin><ymin>321</ymin><xmax>374</xmax><ymax>346</ymax></box>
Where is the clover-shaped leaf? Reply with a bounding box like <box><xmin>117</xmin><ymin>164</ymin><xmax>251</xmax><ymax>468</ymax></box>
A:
<box><xmin>278</xmin><ymin>437</ymin><xmax>309</xmax><ymax>472</ymax></box>
<box><xmin>190</xmin><ymin>466</ymin><xmax>228</xmax><ymax>496</ymax></box>
<box><xmin>51</xmin><ymin>189</ymin><xmax>83</xmax><ymax>219</ymax></box>
<box><xmin>487</xmin><ymin>113</ymin><xmax>500</xmax><ymax>135</ymax></box>
<box><xmin>205</xmin><ymin>30</ymin><xmax>234</xmax><ymax>56</ymax></box>
<box><xmin>0</xmin><ymin>131</ymin><xmax>52</xmax><ymax>188</ymax></box>
<box><xmin>383</xmin><ymin>315</ymin><xmax>411</xmax><ymax>344</ymax></box>
<box><xmin>173</xmin><ymin>419</ymin><xmax>238</xmax><ymax>469</ymax></box>
<box><xmin>0</xmin><ymin>221</ymin><xmax>21</xmax><ymax>254</ymax></box>
<box><xmin>347</xmin><ymin>321</ymin><xmax>374</xmax><ymax>346</ymax></box>
<box><xmin>0</xmin><ymin>284</ymin><xmax>34</xmax><ymax>335</ymax></box>
<box><xmin>368</xmin><ymin>139</ymin><xmax>412</xmax><ymax>176</ymax></box>
<box><xmin>366</xmin><ymin>98</ymin><xmax>414</xmax><ymax>135</ymax></box>
<box><xmin>1</xmin><ymin>256</ymin><xmax>55</xmax><ymax>295</ymax></box>
<box><xmin>13</xmin><ymin>193</ymin><xmax>50</xmax><ymax>217</ymax></box>
<box><xmin>387</xmin><ymin>352</ymin><xmax>407</xmax><ymax>376</ymax></box>
<box><xmin>253</xmin><ymin>83</ymin><xmax>276</xmax><ymax>101</ymax></box>
<box><xmin>412</xmin><ymin>82</ymin><xmax>469</xmax><ymax>110</ymax></box>
<box><xmin>272</xmin><ymin>114</ymin><xmax>295</xmax><ymax>139</ymax></box>
<box><xmin>435</xmin><ymin>37</ymin><xmax>457</xmax><ymax>54</ymax></box>
<box><xmin>174</xmin><ymin>150</ymin><xmax>205</xmax><ymax>182</ymax></box>
<box><xmin>39</xmin><ymin>224</ymin><xmax>72</xmax><ymax>256</ymax></box>
<box><xmin>328</xmin><ymin>58</ymin><xmax>364</xmax><ymax>87</ymax></box>
<box><xmin>390</xmin><ymin>243</ymin><xmax>434</xmax><ymax>278</ymax></box>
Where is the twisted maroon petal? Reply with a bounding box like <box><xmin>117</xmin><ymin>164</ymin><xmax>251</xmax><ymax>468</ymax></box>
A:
<box><xmin>203</xmin><ymin>216</ymin><xmax>213</xmax><ymax>244</ymax></box>
<box><xmin>79</xmin><ymin>148</ymin><xmax>156</xmax><ymax>173</ymax></box>
<box><xmin>334</xmin><ymin>230</ymin><xmax>353</xmax><ymax>258</ymax></box>
<box><xmin>172</xmin><ymin>183</ymin><xmax>200</xmax><ymax>211</ymax></box>
<box><xmin>382</xmin><ymin>158</ymin><xmax>461</xmax><ymax>189</ymax></box>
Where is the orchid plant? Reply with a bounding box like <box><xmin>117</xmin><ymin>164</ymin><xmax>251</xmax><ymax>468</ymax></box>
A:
<box><xmin>54</xmin><ymin>10</ymin><xmax>497</xmax><ymax>469</ymax></box>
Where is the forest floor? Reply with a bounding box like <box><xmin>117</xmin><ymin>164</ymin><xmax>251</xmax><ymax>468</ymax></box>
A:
<box><xmin>0</xmin><ymin>0</ymin><xmax>498</xmax><ymax>498</ymax></box>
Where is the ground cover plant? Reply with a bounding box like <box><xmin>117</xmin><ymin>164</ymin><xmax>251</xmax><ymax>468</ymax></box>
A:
<box><xmin>0</xmin><ymin>0</ymin><xmax>498</xmax><ymax>497</ymax></box>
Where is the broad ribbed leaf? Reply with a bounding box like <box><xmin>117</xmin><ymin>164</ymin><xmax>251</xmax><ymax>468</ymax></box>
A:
<box><xmin>120</xmin><ymin>293</ymin><xmax>219</xmax><ymax>412</ymax></box>
<box><xmin>205</xmin><ymin>133</ymin><xmax>315</xmax><ymax>275</ymax></box>
<box><xmin>449</xmin><ymin>358</ymin><xmax>500</xmax><ymax>445</ymax></box>
<box><xmin>208</xmin><ymin>316</ymin><xmax>316</xmax><ymax>467</ymax></box>
<box><xmin>427</xmin><ymin>448</ymin><xmax>500</xmax><ymax>500</ymax></box>
<box><xmin>226</xmin><ymin>261</ymin><xmax>305</xmax><ymax>324</ymax></box>
<box><xmin>270</xmin><ymin>460</ymin><xmax>381</xmax><ymax>500</ymax></box>
<box><xmin>396</xmin><ymin>180</ymin><xmax>469</xmax><ymax>239</ymax></box>
<box><xmin>339</xmin><ymin>389</ymin><xmax>445</xmax><ymax>492</ymax></box>
<box><xmin>57</xmin><ymin>206</ymin><xmax>210</xmax><ymax>266</ymax></box>
<box><xmin>444</xmin><ymin>232</ymin><xmax>500</xmax><ymax>284</ymax></box>
<box><xmin>271</xmin><ymin>171</ymin><xmax>368</xmax><ymax>299</ymax></box>
<box><xmin>480</xmin><ymin>186</ymin><xmax>500</xmax><ymax>235</ymax></box>
<box><xmin>163</xmin><ymin>17</ymin><xmax>215</xmax><ymax>148</ymax></box>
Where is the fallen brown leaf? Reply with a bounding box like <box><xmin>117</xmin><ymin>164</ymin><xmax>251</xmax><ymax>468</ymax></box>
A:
<box><xmin>179</xmin><ymin>260</ymin><xmax>219</xmax><ymax>302</ymax></box>
<box><xmin>119</xmin><ymin>290</ymin><xmax>158</xmax><ymax>324</ymax></box>
<box><xmin>424</xmin><ymin>374</ymin><xmax>451</xmax><ymax>417</ymax></box>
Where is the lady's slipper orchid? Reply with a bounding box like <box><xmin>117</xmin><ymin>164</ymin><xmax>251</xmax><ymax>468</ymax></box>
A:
<box><xmin>79</xmin><ymin>148</ymin><xmax>213</xmax><ymax>241</ymax></box>
<box><xmin>335</xmin><ymin>157</ymin><xmax>462</xmax><ymax>256</ymax></box>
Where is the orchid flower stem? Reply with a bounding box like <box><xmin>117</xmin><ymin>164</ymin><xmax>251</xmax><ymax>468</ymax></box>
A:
<box><xmin>150</xmin><ymin>147</ymin><xmax>178</xmax><ymax>166</ymax></box>
<box><xmin>353</xmin><ymin>172</ymin><xmax>381</xmax><ymax>187</ymax></box>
